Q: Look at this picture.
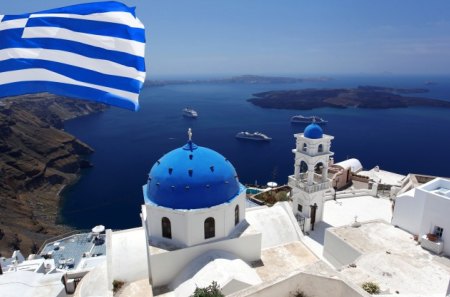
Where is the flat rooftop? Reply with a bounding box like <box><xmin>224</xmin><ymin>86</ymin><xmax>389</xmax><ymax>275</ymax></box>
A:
<box><xmin>335</xmin><ymin>221</ymin><xmax>450</xmax><ymax>296</ymax></box>
<box><xmin>255</xmin><ymin>241</ymin><xmax>319</xmax><ymax>283</ymax></box>
<box><xmin>358</xmin><ymin>169</ymin><xmax>405</xmax><ymax>186</ymax></box>
<box><xmin>302</xmin><ymin>196</ymin><xmax>393</xmax><ymax>258</ymax></box>
<box><xmin>40</xmin><ymin>233</ymin><xmax>106</xmax><ymax>271</ymax></box>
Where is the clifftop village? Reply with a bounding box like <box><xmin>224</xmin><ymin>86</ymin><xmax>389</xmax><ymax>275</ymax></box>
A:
<box><xmin>1</xmin><ymin>124</ymin><xmax>449</xmax><ymax>297</ymax></box>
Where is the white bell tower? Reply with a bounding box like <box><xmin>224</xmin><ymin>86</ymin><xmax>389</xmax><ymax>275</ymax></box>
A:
<box><xmin>288</xmin><ymin>123</ymin><xmax>334</xmax><ymax>232</ymax></box>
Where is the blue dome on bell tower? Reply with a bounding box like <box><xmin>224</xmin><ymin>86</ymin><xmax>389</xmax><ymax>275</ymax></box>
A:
<box><xmin>143</xmin><ymin>131</ymin><xmax>244</xmax><ymax>210</ymax></box>
<box><xmin>303</xmin><ymin>123</ymin><xmax>323</xmax><ymax>139</ymax></box>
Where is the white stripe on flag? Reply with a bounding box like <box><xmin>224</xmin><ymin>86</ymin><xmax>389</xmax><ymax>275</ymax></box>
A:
<box><xmin>0</xmin><ymin>68</ymin><xmax>139</xmax><ymax>103</ymax></box>
<box><xmin>30</xmin><ymin>12</ymin><xmax>144</xmax><ymax>29</ymax></box>
<box><xmin>22</xmin><ymin>26</ymin><xmax>145</xmax><ymax>57</ymax></box>
<box><xmin>0</xmin><ymin>48</ymin><xmax>146</xmax><ymax>82</ymax></box>
<box><xmin>0</xmin><ymin>18</ymin><xmax>28</xmax><ymax>31</ymax></box>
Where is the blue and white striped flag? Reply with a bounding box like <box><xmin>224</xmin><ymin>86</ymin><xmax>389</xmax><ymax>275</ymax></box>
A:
<box><xmin>0</xmin><ymin>1</ymin><xmax>145</xmax><ymax>111</ymax></box>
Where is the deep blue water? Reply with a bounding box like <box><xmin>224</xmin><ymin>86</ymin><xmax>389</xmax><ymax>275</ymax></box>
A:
<box><xmin>61</xmin><ymin>75</ymin><xmax>450</xmax><ymax>229</ymax></box>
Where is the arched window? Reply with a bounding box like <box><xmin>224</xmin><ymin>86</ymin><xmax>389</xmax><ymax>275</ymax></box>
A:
<box><xmin>302</xmin><ymin>143</ymin><xmax>307</xmax><ymax>152</ymax></box>
<box><xmin>318</xmin><ymin>144</ymin><xmax>323</xmax><ymax>153</ymax></box>
<box><xmin>300</xmin><ymin>161</ymin><xmax>308</xmax><ymax>173</ymax></box>
<box><xmin>235</xmin><ymin>205</ymin><xmax>239</xmax><ymax>226</ymax></box>
<box><xmin>204</xmin><ymin>217</ymin><xmax>215</xmax><ymax>239</ymax></box>
<box><xmin>161</xmin><ymin>217</ymin><xmax>171</xmax><ymax>239</ymax></box>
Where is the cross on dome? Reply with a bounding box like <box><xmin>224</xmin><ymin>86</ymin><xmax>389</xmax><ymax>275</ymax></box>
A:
<box><xmin>188</xmin><ymin>128</ymin><xmax>193</xmax><ymax>141</ymax></box>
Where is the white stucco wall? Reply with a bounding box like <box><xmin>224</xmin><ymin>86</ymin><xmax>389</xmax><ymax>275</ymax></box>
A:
<box><xmin>230</xmin><ymin>270</ymin><xmax>368</xmax><ymax>297</ymax></box>
<box><xmin>149</xmin><ymin>232</ymin><xmax>261</xmax><ymax>287</ymax></box>
<box><xmin>109</xmin><ymin>227</ymin><xmax>148</xmax><ymax>283</ymax></box>
<box><xmin>392</xmin><ymin>178</ymin><xmax>450</xmax><ymax>255</ymax></box>
<box><xmin>419</xmin><ymin>189</ymin><xmax>450</xmax><ymax>255</ymax></box>
<box><xmin>145</xmin><ymin>192</ymin><xmax>246</xmax><ymax>247</ymax></box>
<box><xmin>323</xmin><ymin>228</ymin><xmax>362</xmax><ymax>269</ymax></box>
<box><xmin>291</xmin><ymin>188</ymin><xmax>325</xmax><ymax>224</ymax></box>
<box><xmin>392</xmin><ymin>189</ymin><xmax>424</xmax><ymax>235</ymax></box>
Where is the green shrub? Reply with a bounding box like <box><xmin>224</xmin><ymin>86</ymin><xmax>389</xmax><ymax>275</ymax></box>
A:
<box><xmin>191</xmin><ymin>281</ymin><xmax>224</xmax><ymax>297</ymax></box>
<box><xmin>362</xmin><ymin>281</ymin><xmax>380</xmax><ymax>295</ymax></box>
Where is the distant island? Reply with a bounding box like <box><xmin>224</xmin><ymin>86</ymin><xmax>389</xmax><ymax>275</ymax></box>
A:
<box><xmin>247</xmin><ymin>86</ymin><xmax>450</xmax><ymax>110</ymax></box>
<box><xmin>144</xmin><ymin>74</ymin><xmax>332</xmax><ymax>87</ymax></box>
<box><xmin>0</xmin><ymin>94</ymin><xmax>105</xmax><ymax>256</ymax></box>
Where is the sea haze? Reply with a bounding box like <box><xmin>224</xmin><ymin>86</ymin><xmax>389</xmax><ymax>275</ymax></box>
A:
<box><xmin>61</xmin><ymin>75</ymin><xmax>450</xmax><ymax>229</ymax></box>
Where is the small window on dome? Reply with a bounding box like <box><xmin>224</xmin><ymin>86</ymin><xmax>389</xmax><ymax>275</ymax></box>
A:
<box><xmin>188</xmin><ymin>169</ymin><xmax>193</xmax><ymax>177</ymax></box>
<box><xmin>168</xmin><ymin>168</ymin><xmax>173</xmax><ymax>175</ymax></box>
<box><xmin>185</xmin><ymin>185</ymin><xmax>190</xmax><ymax>190</ymax></box>
<box><xmin>204</xmin><ymin>217</ymin><xmax>215</xmax><ymax>239</ymax></box>
<box><xmin>210</xmin><ymin>166</ymin><xmax>215</xmax><ymax>172</ymax></box>
<box><xmin>162</xmin><ymin>217</ymin><xmax>171</xmax><ymax>239</ymax></box>
<box><xmin>189</xmin><ymin>154</ymin><xmax>193</xmax><ymax>160</ymax></box>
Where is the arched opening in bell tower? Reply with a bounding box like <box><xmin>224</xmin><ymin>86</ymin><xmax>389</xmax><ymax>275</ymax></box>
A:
<box><xmin>300</xmin><ymin>161</ymin><xmax>308</xmax><ymax>173</ymax></box>
<box><xmin>315</xmin><ymin>162</ymin><xmax>324</xmax><ymax>174</ymax></box>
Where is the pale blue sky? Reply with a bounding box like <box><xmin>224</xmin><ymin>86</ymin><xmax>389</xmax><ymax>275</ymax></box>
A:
<box><xmin>2</xmin><ymin>1</ymin><xmax>450</xmax><ymax>77</ymax></box>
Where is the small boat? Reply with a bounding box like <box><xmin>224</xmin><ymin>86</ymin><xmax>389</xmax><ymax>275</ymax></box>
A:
<box><xmin>235</xmin><ymin>131</ymin><xmax>272</xmax><ymax>141</ymax></box>
<box><xmin>182</xmin><ymin>108</ymin><xmax>198</xmax><ymax>118</ymax></box>
<box><xmin>290</xmin><ymin>115</ymin><xmax>327</xmax><ymax>124</ymax></box>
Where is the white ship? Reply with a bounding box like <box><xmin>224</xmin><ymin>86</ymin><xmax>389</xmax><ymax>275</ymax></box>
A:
<box><xmin>235</xmin><ymin>131</ymin><xmax>272</xmax><ymax>141</ymax></box>
<box><xmin>182</xmin><ymin>108</ymin><xmax>198</xmax><ymax>118</ymax></box>
<box><xmin>291</xmin><ymin>115</ymin><xmax>327</xmax><ymax>124</ymax></box>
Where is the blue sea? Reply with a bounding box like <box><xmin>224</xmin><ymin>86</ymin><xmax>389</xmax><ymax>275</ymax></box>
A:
<box><xmin>61</xmin><ymin>75</ymin><xmax>450</xmax><ymax>229</ymax></box>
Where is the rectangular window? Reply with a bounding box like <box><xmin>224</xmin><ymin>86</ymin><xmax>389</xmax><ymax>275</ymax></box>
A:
<box><xmin>297</xmin><ymin>204</ymin><xmax>303</xmax><ymax>212</ymax></box>
<box><xmin>434</xmin><ymin>226</ymin><xmax>444</xmax><ymax>238</ymax></box>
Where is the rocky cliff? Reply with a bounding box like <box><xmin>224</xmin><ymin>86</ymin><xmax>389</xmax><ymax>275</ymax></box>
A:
<box><xmin>0</xmin><ymin>94</ymin><xmax>105</xmax><ymax>257</ymax></box>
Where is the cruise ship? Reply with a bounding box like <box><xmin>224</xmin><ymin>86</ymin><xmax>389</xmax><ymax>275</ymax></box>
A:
<box><xmin>235</xmin><ymin>131</ymin><xmax>272</xmax><ymax>141</ymax></box>
<box><xmin>182</xmin><ymin>108</ymin><xmax>198</xmax><ymax>118</ymax></box>
<box><xmin>290</xmin><ymin>115</ymin><xmax>327</xmax><ymax>124</ymax></box>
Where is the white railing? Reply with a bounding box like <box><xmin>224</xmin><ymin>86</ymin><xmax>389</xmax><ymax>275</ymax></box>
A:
<box><xmin>288</xmin><ymin>176</ymin><xmax>330</xmax><ymax>194</ymax></box>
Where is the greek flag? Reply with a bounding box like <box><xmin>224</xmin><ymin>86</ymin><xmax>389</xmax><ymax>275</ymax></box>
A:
<box><xmin>0</xmin><ymin>1</ymin><xmax>145</xmax><ymax>111</ymax></box>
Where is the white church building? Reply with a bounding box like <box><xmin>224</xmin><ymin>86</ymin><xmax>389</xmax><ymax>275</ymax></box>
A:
<box><xmin>101</xmin><ymin>127</ymin><xmax>367</xmax><ymax>297</ymax></box>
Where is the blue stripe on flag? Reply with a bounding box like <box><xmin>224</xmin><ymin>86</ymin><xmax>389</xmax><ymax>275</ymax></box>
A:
<box><xmin>0</xmin><ymin>30</ymin><xmax>145</xmax><ymax>72</ymax></box>
<box><xmin>0</xmin><ymin>59</ymin><xmax>142</xmax><ymax>93</ymax></box>
<box><xmin>1</xmin><ymin>14</ymin><xmax>30</xmax><ymax>22</ymax></box>
<box><xmin>39</xmin><ymin>1</ymin><xmax>136</xmax><ymax>17</ymax></box>
<box><xmin>27</xmin><ymin>17</ymin><xmax>145</xmax><ymax>43</ymax></box>
<box><xmin>0</xmin><ymin>81</ymin><xmax>138</xmax><ymax>111</ymax></box>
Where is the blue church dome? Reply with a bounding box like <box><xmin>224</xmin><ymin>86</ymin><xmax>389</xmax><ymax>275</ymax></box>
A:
<box><xmin>304</xmin><ymin>123</ymin><xmax>323</xmax><ymax>139</ymax></box>
<box><xmin>144</xmin><ymin>140</ymin><xmax>243</xmax><ymax>210</ymax></box>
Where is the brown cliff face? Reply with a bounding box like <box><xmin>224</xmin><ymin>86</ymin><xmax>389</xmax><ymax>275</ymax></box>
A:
<box><xmin>0</xmin><ymin>94</ymin><xmax>105</xmax><ymax>257</ymax></box>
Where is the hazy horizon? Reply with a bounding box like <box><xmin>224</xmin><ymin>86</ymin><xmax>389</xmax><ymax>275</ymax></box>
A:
<box><xmin>3</xmin><ymin>1</ymin><xmax>450</xmax><ymax>76</ymax></box>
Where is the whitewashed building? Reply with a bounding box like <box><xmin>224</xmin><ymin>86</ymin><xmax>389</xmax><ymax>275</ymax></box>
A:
<box><xmin>288</xmin><ymin>123</ymin><xmax>334</xmax><ymax>232</ymax></box>
<box><xmin>392</xmin><ymin>177</ymin><xmax>450</xmax><ymax>255</ymax></box>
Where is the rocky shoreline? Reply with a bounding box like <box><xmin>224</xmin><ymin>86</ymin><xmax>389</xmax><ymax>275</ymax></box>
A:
<box><xmin>0</xmin><ymin>94</ymin><xmax>106</xmax><ymax>257</ymax></box>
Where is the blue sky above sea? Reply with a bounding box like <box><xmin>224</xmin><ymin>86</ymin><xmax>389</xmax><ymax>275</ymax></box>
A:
<box><xmin>2</xmin><ymin>1</ymin><xmax>450</xmax><ymax>77</ymax></box>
